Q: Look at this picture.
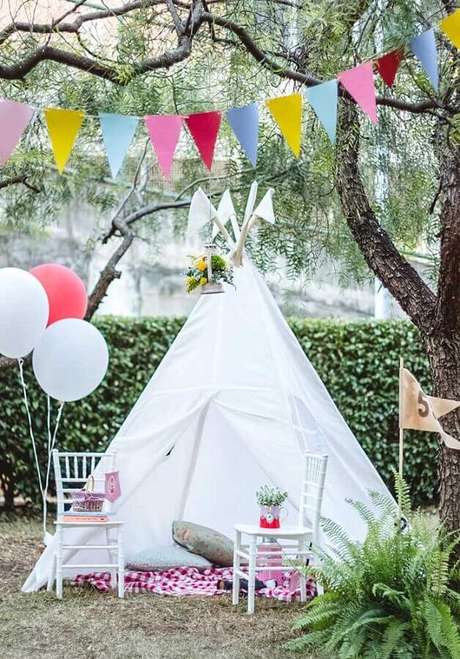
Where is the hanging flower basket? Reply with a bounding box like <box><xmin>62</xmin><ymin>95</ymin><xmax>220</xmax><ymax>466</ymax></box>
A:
<box><xmin>201</xmin><ymin>282</ymin><xmax>224</xmax><ymax>295</ymax></box>
<box><xmin>185</xmin><ymin>245</ymin><xmax>233</xmax><ymax>295</ymax></box>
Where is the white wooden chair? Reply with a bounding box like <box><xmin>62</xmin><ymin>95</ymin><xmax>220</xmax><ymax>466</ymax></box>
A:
<box><xmin>47</xmin><ymin>450</ymin><xmax>124</xmax><ymax>599</ymax></box>
<box><xmin>232</xmin><ymin>452</ymin><xmax>328</xmax><ymax>614</ymax></box>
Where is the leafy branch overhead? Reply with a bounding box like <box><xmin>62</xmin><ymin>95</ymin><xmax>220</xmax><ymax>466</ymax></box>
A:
<box><xmin>0</xmin><ymin>1</ymin><xmax>455</xmax><ymax>114</ymax></box>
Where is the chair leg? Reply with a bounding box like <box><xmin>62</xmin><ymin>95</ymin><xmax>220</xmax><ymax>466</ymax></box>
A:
<box><xmin>105</xmin><ymin>527</ymin><xmax>116</xmax><ymax>590</ymax></box>
<box><xmin>117</xmin><ymin>527</ymin><xmax>125</xmax><ymax>599</ymax></box>
<box><xmin>299</xmin><ymin>573</ymin><xmax>307</xmax><ymax>602</ymax></box>
<box><xmin>232</xmin><ymin>530</ymin><xmax>241</xmax><ymax>605</ymax></box>
<box><xmin>47</xmin><ymin>553</ymin><xmax>56</xmax><ymax>592</ymax></box>
<box><xmin>247</xmin><ymin>536</ymin><xmax>257</xmax><ymax>614</ymax></box>
<box><xmin>298</xmin><ymin>537</ymin><xmax>307</xmax><ymax>603</ymax></box>
<box><xmin>56</xmin><ymin>526</ymin><xmax>63</xmax><ymax>599</ymax></box>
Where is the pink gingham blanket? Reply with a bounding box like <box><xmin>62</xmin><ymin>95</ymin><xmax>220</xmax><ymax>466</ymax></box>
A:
<box><xmin>73</xmin><ymin>566</ymin><xmax>316</xmax><ymax>602</ymax></box>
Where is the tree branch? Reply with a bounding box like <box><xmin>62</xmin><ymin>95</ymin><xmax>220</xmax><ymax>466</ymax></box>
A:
<box><xmin>0</xmin><ymin>3</ymin><xmax>447</xmax><ymax>115</ymax></box>
<box><xmin>0</xmin><ymin>175</ymin><xmax>41</xmax><ymax>192</ymax></box>
<box><xmin>201</xmin><ymin>12</ymin><xmax>447</xmax><ymax>115</ymax></box>
<box><xmin>335</xmin><ymin>100</ymin><xmax>437</xmax><ymax>333</ymax></box>
<box><xmin>85</xmin><ymin>222</ymin><xmax>135</xmax><ymax>319</ymax></box>
<box><xmin>0</xmin><ymin>0</ymin><xmax>205</xmax><ymax>81</ymax></box>
<box><xmin>0</xmin><ymin>0</ymin><xmax>169</xmax><ymax>44</ymax></box>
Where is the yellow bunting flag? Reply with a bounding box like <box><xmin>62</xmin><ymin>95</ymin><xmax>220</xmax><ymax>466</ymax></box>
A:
<box><xmin>399</xmin><ymin>365</ymin><xmax>460</xmax><ymax>448</ymax></box>
<box><xmin>266</xmin><ymin>93</ymin><xmax>302</xmax><ymax>157</ymax></box>
<box><xmin>440</xmin><ymin>9</ymin><xmax>460</xmax><ymax>49</ymax></box>
<box><xmin>45</xmin><ymin>108</ymin><xmax>84</xmax><ymax>173</ymax></box>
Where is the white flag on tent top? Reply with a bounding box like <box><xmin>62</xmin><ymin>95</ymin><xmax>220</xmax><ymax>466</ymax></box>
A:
<box><xmin>187</xmin><ymin>187</ymin><xmax>217</xmax><ymax>235</ymax></box>
<box><xmin>253</xmin><ymin>189</ymin><xmax>275</xmax><ymax>224</ymax></box>
<box><xmin>212</xmin><ymin>189</ymin><xmax>237</xmax><ymax>239</ymax></box>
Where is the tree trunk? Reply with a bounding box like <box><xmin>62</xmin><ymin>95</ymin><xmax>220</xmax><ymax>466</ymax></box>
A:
<box><xmin>0</xmin><ymin>469</ymin><xmax>15</xmax><ymax>512</ymax></box>
<box><xmin>425</xmin><ymin>335</ymin><xmax>460</xmax><ymax>533</ymax></box>
<box><xmin>335</xmin><ymin>99</ymin><xmax>460</xmax><ymax>531</ymax></box>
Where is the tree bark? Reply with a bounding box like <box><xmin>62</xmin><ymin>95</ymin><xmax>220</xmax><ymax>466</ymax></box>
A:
<box><xmin>336</xmin><ymin>97</ymin><xmax>460</xmax><ymax>534</ymax></box>
<box><xmin>430</xmin><ymin>130</ymin><xmax>460</xmax><ymax>533</ymax></box>
<box><xmin>335</xmin><ymin>101</ymin><xmax>437</xmax><ymax>335</ymax></box>
<box><xmin>424</xmin><ymin>334</ymin><xmax>460</xmax><ymax>533</ymax></box>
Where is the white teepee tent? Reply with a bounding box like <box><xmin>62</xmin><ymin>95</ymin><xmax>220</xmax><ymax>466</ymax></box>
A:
<box><xmin>23</xmin><ymin>187</ymin><xmax>391</xmax><ymax>593</ymax></box>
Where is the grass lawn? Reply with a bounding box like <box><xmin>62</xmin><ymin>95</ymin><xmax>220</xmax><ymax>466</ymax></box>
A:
<box><xmin>0</xmin><ymin>518</ymin><xmax>306</xmax><ymax>658</ymax></box>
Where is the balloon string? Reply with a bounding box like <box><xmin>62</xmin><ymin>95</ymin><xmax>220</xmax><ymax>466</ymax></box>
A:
<box><xmin>43</xmin><ymin>395</ymin><xmax>52</xmax><ymax>541</ymax></box>
<box><xmin>46</xmin><ymin>394</ymin><xmax>51</xmax><ymax>469</ymax></box>
<box><xmin>42</xmin><ymin>400</ymin><xmax>65</xmax><ymax>542</ymax></box>
<box><xmin>17</xmin><ymin>358</ymin><xmax>44</xmax><ymax>496</ymax></box>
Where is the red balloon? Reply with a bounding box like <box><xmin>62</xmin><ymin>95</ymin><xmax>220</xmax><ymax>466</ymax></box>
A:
<box><xmin>30</xmin><ymin>264</ymin><xmax>88</xmax><ymax>326</ymax></box>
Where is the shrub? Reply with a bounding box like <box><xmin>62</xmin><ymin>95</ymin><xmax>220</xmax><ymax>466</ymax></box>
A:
<box><xmin>0</xmin><ymin>318</ymin><xmax>433</xmax><ymax>509</ymax></box>
<box><xmin>287</xmin><ymin>477</ymin><xmax>460</xmax><ymax>658</ymax></box>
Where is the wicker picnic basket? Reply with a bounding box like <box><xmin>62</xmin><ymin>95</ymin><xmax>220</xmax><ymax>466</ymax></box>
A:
<box><xmin>72</xmin><ymin>474</ymin><xmax>105</xmax><ymax>512</ymax></box>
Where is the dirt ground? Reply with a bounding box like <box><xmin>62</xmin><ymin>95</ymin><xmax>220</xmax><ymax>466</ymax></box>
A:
<box><xmin>0</xmin><ymin>518</ymin><xmax>308</xmax><ymax>659</ymax></box>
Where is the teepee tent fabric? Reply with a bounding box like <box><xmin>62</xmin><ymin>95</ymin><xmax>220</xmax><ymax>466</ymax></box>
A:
<box><xmin>23</xmin><ymin>263</ymin><xmax>390</xmax><ymax>592</ymax></box>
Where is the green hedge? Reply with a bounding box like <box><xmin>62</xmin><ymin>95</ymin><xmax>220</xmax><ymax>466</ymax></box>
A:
<box><xmin>0</xmin><ymin>317</ymin><xmax>434</xmax><ymax>509</ymax></box>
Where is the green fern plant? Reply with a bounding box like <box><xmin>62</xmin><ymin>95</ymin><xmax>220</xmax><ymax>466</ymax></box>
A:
<box><xmin>288</xmin><ymin>475</ymin><xmax>460</xmax><ymax>658</ymax></box>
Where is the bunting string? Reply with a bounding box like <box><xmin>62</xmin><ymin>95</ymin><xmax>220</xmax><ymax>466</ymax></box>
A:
<box><xmin>42</xmin><ymin>399</ymin><xmax>65</xmax><ymax>543</ymax></box>
<box><xmin>0</xmin><ymin>9</ymin><xmax>459</xmax><ymax>177</ymax></box>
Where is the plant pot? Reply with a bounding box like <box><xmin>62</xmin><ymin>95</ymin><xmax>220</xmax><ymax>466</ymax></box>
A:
<box><xmin>259</xmin><ymin>504</ymin><xmax>281</xmax><ymax>529</ymax></box>
<box><xmin>201</xmin><ymin>282</ymin><xmax>224</xmax><ymax>295</ymax></box>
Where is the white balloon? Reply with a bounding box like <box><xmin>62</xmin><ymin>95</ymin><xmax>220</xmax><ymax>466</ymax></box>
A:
<box><xmin>32</xmin><ymin>319</ymin><xmax>109</xmax><ymax>402</ymax></box>
<box><xmin>0</xmin><ymin>267</ymin><xmax>49</xmax><ymax>358</ymax></box>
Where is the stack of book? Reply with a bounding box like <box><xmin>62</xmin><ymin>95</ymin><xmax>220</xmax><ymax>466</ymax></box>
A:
<box><xmin>63</xmin><ymin>511</ymin><xmax>108</xmax><ymax>523</ymax></box>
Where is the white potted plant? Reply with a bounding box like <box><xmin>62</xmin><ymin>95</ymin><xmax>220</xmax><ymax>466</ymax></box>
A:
<box><xmin>256</xmin><ymin>484</ymin><xmax>288</xmax><ymax>529</ymax></box>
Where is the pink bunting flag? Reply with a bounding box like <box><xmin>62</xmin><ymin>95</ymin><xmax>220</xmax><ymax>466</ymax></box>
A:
<box><xmin>145</xmin><ymin>115</ymin><xmax>183</xmax><ymax>179</ymax></box>
<box><xmin>185</xmin><ymin>111</ymin><xmax>222</xmax><ymax>170</ymax></box>
<box><xmin>337</xmin><ymin>62</ymin><xmax>378</xmax><ymax>124</ymax></box>
<box><xmin>0</xmin><ymin>99</ymin><xmax>34</xmax><ymax>166</ymax></box>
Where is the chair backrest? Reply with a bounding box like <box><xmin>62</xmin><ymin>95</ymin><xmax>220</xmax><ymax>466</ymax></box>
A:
<box><xmin>298</xmin><ymin>452</ymin><xmax>328</xmax><ymax>543</ymax></box>
<box><xmin>52</xmin><ymin>450</ymin><xmax>117</xmax><ymax>518</ymax></box>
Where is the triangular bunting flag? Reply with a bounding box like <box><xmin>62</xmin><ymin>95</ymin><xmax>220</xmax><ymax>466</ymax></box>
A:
<box><xmin>376</xmin><ymin>49</ymin><xmax>404</xmax><ymax>88</ymax></box>
<box><xmin>185</xmin><ymin>111</ymin><xmax>222</xmax><ymax>170</ymax></box>
<box><xmin>410</xmin><ymin>29</ymin><xmax>439</xmax><ymax>91</ymax></box>
<box><xmin>45</xmin><ymin>108</ymin><xmax>84</xmax><ymax>173</ymax></box>
<box><xmin>145</xmin><ymin>115</ymin><xmax>183</xmax><ymax>179</ymax></box>
<box><xmin>305</xmin><ymin>80</ymin><xmax>338</xmax><ymax>144</ymax></box>
<box><xmin>265</xmin><ymin>93</ymin><xmax>303</xmax><ymax>157</ymax></box>
<box><xmin>440</xmin><ymin>9</ymin><xmax>460</xmax><ymax>49</ymax></box>
<box><xmin>99</xmin><ymin>113</ymin><xmax>138</xmax><ymax>178</ymax></box>
<box><xmin>337</xmin><ymin>63</ymin><xmax>378</xmax><ymax>124</ymax></box>
<box><xmin>0</xmin><ymin>99</ymin><xmax>34</xmax><ymax>166</ymax></box>
<box><xmin>226</xmin><ymin>103</ymin><xmax>259</xmax><ymax>167</ymax></box>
